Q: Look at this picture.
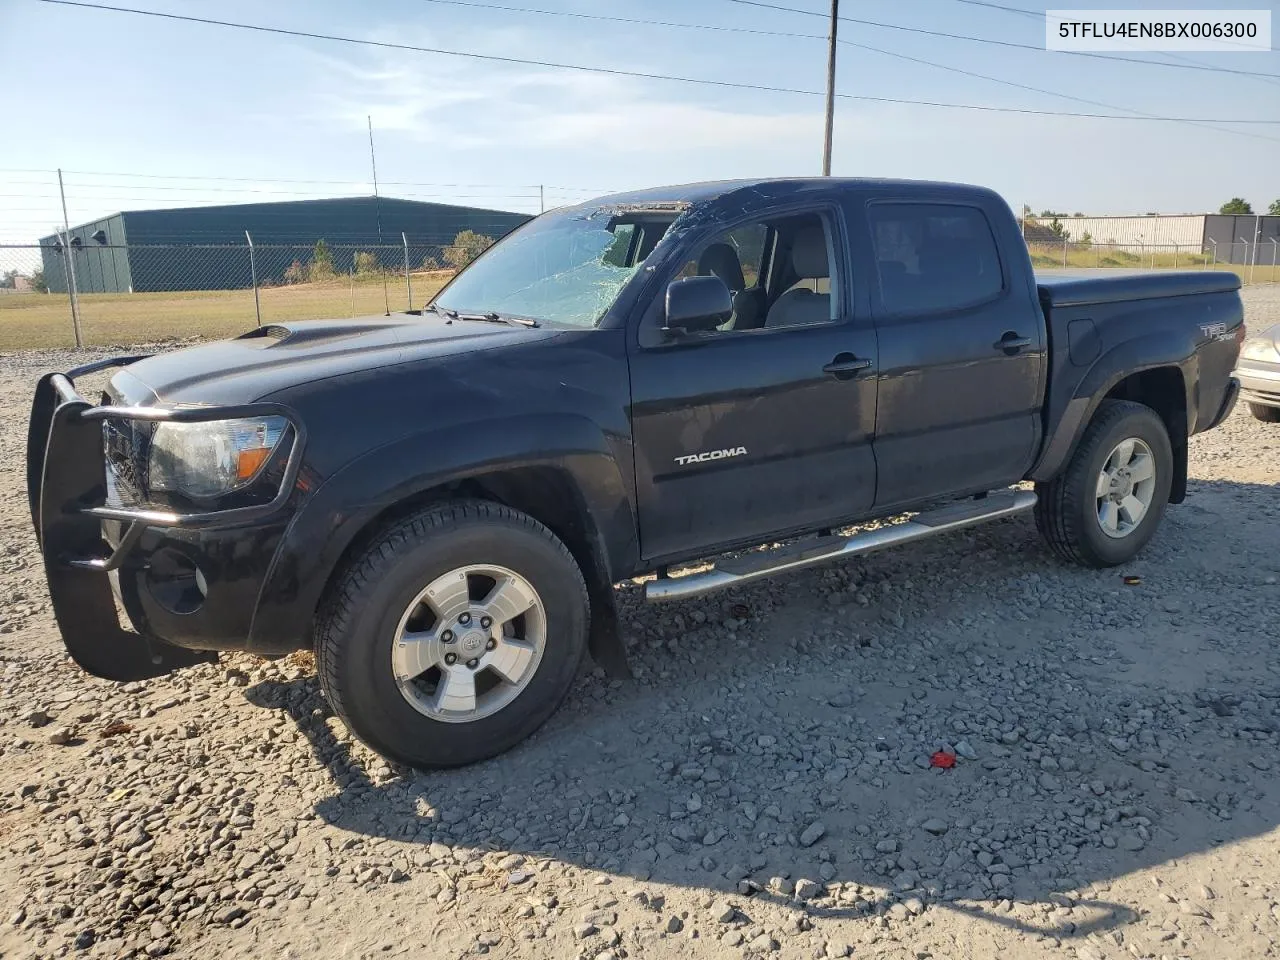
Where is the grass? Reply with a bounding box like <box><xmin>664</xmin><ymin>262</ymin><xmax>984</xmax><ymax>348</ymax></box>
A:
<box><xmin>0</xmin><ymin>271</ymin><xmax>454</xmax><ymax>351</ymax></box>
<box><xmin>1027</xmin><ymin>242</ymin><xmax>1280</xmax><ymax>283</ymax></box>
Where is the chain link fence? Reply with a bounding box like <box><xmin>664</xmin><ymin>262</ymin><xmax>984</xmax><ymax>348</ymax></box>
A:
<box><xmin>0</xmin><ymin>239</ymin><xmax>464</xmax><ymax>350</ymax></box>
<box><xmin>2</xmin><ymin>233</ymin><xmax>1278</xmax><ymax>350</ymax></box>
<box><xmin>1024</xmin><ymin>238</ymin><xmax>1280</xmax><ymax>277</ymax></box>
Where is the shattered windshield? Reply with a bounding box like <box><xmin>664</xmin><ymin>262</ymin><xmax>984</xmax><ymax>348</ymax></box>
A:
<box><xmin>432</xmin><ymin>206</ymin><xmax>681</xmax><ymax>328</ymax></box>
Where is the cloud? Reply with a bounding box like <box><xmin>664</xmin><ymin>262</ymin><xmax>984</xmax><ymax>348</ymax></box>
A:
<box><xmin>296</xmin><ymin>21</ymin><xmax>833</xmax><ymax>158</ymax></box>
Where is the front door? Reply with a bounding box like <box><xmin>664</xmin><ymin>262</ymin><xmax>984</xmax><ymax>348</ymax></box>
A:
<box><xmin>629</xmin><ymin>208</ymin><xmax>879</xmax><ymax>562</ymax></box>
<box><xmin>865</xmin><ymin>200</ymin><xmax>1045</xmax><ymax>508</ymax></box>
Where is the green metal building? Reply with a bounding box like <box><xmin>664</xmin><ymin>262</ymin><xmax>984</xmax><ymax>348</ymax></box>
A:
<box><xmin>39</xmin><ymin>196</ymin><xmax>531</xmax><ymax>294</ymax></box>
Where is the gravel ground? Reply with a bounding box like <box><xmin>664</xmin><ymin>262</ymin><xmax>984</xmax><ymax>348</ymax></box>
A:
<box><xmin>1</xmin><ymin>287</ymin><xmax>1278</xmax><ymax>960</ymax></box>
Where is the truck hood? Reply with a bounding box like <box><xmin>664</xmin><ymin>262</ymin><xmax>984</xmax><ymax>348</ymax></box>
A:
<box><xmin>1239</xmin><ymin>322</ymin><xmax>1280</xmax><ymax>364</ymax></box>
<box><xmin>110</xmin><ymin>313</ymin><xmax>557</xmax><ymax>406</ymax></box>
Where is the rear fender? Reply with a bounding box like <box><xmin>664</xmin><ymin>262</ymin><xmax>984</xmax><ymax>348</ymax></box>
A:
<box><xmin>1031</xmin><ymin>332</ymin><xmax>1193</xmax><ymax>483</ymax></box>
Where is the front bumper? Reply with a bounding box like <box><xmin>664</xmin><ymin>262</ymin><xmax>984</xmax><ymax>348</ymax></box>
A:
<box><xmin>1235</xmin><ymin>360</ymin><xmax>1280</xmax><ymax>409</ymax></box>
<box><xmin>27</xmin><ymin>357</ymin><xmax>305</xmax><ymax>681</ymax></box>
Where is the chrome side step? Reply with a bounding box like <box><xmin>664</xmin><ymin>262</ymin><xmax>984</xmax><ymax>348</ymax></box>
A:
<box><xmin>644</xmin><ymin>490</ymin><xmax>1037</xmax><ymax>603</ymax></box>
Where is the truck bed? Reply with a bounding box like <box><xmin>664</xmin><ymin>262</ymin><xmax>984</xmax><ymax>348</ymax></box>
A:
<box><xmin>1035</xmin><ymin>269</ymin><xmax>1242</xmax><ymax>307</ymax></box>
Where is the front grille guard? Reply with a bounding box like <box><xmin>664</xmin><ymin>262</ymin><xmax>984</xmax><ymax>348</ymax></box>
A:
<box><xmin>26</xmin><ymin>355</ymin><xmax>306</xmax><ymax>681</ymax></box>
<box><xmin>29</xmin><ymin>357</ymin><xmax>307</xmax><ymax>548</ymax></box>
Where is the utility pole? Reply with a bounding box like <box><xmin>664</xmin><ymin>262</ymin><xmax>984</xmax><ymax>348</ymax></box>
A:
<box><xmin>368</xmin><ymin>115</ymin><xmax>391</xmax><ymax>315</ymax></box>
<box><xmin>821</xmin><ymin>0</ymin><xmax>839</xmax><ymax>176</ymax></box>
<box><xmin>57</xmin><ymin>168</ymin><xmax>83</xmax><ymax>348</ymax></box>
<box><xmin>540</xmin><ymin>185</ymin><xmax>545</xmax><ymax>214</ymax></box>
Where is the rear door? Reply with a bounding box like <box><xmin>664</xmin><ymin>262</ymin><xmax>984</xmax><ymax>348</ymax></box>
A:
<box><xmin>866</xmin><ymin>200</ymin><xmax>1045</xmax><ymax>508</ymax></box>
<box><xmin>628</xmin><ymin>205</ymin><xmax>878</xmax><ymax>562</ymax></box>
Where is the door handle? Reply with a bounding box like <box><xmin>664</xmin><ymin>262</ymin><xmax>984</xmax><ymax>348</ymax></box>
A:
<box><xmin>994</xmin><ymin>332</ymin><xmax>1033</xmax><ymax>353</ymax></box>
<box><xmin>823</xmin><ymin>354</ymin><xmax>874</xmax><ymax>379</ymax></box>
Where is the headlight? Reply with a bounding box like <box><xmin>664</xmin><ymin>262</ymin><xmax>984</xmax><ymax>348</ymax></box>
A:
<box><xmin>1240</xmin><ymin>338</ymin><xmax>1278</xmax><ymax>362</ymax></box>
<box><xmin>149</xmin><ymin>416</ymin><xmax>289</xmax><ymax>500</ymax></box>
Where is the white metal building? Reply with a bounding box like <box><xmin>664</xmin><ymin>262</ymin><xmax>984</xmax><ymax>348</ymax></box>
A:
<box><xmin>1051</xmin><ymin>215</ymin><xmax>1207</xmax><ymax>251</ymax></box>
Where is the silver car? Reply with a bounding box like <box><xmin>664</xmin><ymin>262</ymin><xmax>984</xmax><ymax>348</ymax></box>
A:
<box><xmin>1236</xmin><ymin>323</ymin><xmax>1280</xmax><ymax>422</ymax></box>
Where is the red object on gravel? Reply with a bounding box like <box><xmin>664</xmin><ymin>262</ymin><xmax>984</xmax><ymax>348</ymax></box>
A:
<box><xmin>930</xmin><ymin>750</ymin><xmax>957</xmax><ymax>769</ymax></box>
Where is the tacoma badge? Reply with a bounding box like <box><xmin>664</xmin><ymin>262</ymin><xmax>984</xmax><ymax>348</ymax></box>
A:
<box><xmin>674</xmin><ymin>446</ymin><xmax>748</xmax><ymax>466</ymax></box>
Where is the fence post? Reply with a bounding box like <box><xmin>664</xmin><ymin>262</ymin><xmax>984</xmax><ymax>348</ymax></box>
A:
<box><xmin>245</xmin><ymin>231</ymin><xmax>262</xmax><ymax>327</ymax></box>
<box><xmin>1172</xmin><ymin>244</ymin><xmax>1178</xmax><ymax>270</ymax></box>
<box><xmin>59</xmin><ymin>230</ymin><xmax>84</xmax><ymax>349</ymax></box>
<box><xmin>1062</xmin><ymin>237</ymin><xmax>1068</xmax><ymax>267</ymax></box>
<box><xmin>1271</xmin><ymin>238</ymin><xmax>1278</xmax><ymax>282</ymax></box>
<box><xmin>403</xmin><ymin>232</ymin><xmax>412</xmax><ymax>311</ymax></box>
<box><xmin>1208</xmin><ymin>238</ymin><xmax>1217</xmax><ymax>270</ymax></box>
<box><xmin>1250</xmin><ymin>214</ymin><xmax>1261</xmax><ymax>286</ymax></box>
<box><xmin>57</xmin><ymin>170</ymin><xmax>84</xmax><ymax>348</ymax></box>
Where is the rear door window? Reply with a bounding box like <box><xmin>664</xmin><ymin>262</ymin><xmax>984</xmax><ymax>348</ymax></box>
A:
<box><xmin>868</xmin><ymin>203</ymin><xmax>1004</xmax><ymax>315</ymax></box>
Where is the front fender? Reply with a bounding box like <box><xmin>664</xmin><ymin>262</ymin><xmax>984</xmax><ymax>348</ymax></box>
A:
<box><xmin>1031</xmin><ymin>330</ymin><xmax>1194</xmax><ymax>482</ymax></box>
<box><xmin>246</xmin><ymin>413</ymin><xmax>638</xmax><ymax>653</ymax></box>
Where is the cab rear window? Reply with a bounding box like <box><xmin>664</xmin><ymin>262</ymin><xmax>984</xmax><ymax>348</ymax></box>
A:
<box><xmin>869</xmin><ymin>203</ymin><xmax>1004</xmax><ymax>315</ymax></box>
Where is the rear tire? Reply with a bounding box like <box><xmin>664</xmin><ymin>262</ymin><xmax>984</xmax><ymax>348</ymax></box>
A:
<box><xmin>315</xmin><ymin>500</ymin><xmax>589</xmax><ymax>769</ymax></box>
<box><xmin>1034</xmin><ymin>400</ymin><xmax>1173</xmax><ymax>568</ymax></box>
<box><xmin>1247</xmin><ymin>402</ymin><xmax>1280</xmax><ymax>423</ymax></box>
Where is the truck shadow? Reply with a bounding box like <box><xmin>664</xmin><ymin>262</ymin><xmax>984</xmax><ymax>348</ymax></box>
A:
<box><xmin>244</xmin><ymin>477</ymin><xmax>1278</xmax><ymax>946</ymax></box>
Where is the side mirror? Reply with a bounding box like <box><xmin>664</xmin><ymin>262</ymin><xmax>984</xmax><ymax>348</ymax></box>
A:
<box><xmin>664</xmin><ymin>275</ymin><xmax>732</xmax><ymax>336</ymax></box>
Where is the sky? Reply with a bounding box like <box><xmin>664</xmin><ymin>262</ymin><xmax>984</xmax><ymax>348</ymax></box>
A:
<box><xmin>0</xmin><ymin>0</ymin><xmax>1277</xmax><ymax>246</ymax></box>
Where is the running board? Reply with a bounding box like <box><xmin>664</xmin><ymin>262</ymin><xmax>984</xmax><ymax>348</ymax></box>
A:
<box><xmin>644</xmin><ymin>490</ymin><xmax>1037</xmax><ymax>603</ymax></box>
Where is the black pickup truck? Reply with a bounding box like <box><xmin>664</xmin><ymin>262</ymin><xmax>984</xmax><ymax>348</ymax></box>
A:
<box><xmin>28</xmin><ymin>178</ymin><xmax>1244</xmax><ymax>768</ymax></box>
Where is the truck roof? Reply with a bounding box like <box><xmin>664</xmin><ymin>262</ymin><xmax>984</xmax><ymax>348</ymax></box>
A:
<box><xmin>578</xmin><ymin>177</ymin><xmax>1001</xmax><ymax>210</ymax></box>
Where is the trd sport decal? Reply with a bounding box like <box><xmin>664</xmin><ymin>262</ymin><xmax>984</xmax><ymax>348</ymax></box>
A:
<box><xmin>674</xmin><ymin>446</ymin><xmax>748</xmax><ymax>466</ymax></box>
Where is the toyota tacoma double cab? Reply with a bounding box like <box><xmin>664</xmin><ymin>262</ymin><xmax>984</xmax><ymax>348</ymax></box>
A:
<box><xmin>28</xmin><ymin>178</ymin><xmax>1244</xmax><ymax>768</ymax></box>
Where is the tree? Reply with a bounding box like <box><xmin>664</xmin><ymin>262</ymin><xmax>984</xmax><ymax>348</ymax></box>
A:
<box><xmin>283</xmin><ymin>259</ymin><xmax>307</xmax><ymax>285</ymax></box>
<box><xmin>0</xmin><ymin>269</ymin><xmax>17</xmax><ymax>289</ymax></box>
<box><xmin>1078</xmin><ymin>231</ymin><xmax>1093</xmax><ymax>248</ymax></box>
<box><xmin>354</xmin><ymin>251</ymin><xmax>380</xmax><ymax>275</ymax></box>
<box><xmin>1219</xmin><ymin>198</ymin><xmax>1253</xmax><ymax>215</ymax></box>
<box><xmin>31</xmin><ymin>267</ymin><xmax>47</xmax><ymax>293</ymax></box>
<box><xmin>1269</xmin><ymin>199</ymin><xmax>1280</xmax><ymax>216</ymax></box>
<box><xmin>309</xmin><ymin>239</ymin><xmax>336</xmax><ymax>280</ymax></box>
<box><xmin>1048</xmin><ymin>216</ymin><xmax>1067</xmax><ymax>239</ymax></box>
<box><xmin>443</xmin><ymin>230</ymin><xmax>494</xmax><ymax>270</ymax></box>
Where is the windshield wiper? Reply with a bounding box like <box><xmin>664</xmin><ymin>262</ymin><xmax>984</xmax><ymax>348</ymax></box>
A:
<box><xmin>456</xmin><ymin>311</ymin><xmax>539</xmax><ymax>328</ymax></box>
<box><xmin>427</xmin><ymin>303</ymin><xmax>539</xmax><ymax>327</ymax></box>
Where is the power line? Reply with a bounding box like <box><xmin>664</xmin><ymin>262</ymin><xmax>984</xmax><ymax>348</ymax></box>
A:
<box><xmin>951</xmin><ymin>0</ymin><xmax>1041</xmax><ymax>18</ymax></box>
<box><xmin>720</xmin><ymin>0</ymin><xmax>1280</xmax><ymax>80</ymax></box>
<box><xmin>950</xmin><ymin>0</ymin><xmax>1280</xmax><ymax>89</ymax></box>
<box><xmin>32</xmin><ymin>1</ymin><xmax>1280</xmax><ymax>126</ymax></box>
<box><xmin>413</xmin><ymin>0</ymin><xmax>1280</xmax><ymax>144</ymax></box>
<box><xmin>420</xmin><ymin>0</ymin><xmax>824</xmax><ymax>41</ymax></box>
<box><xmin>0</xmin><ymin>186</ymin><xmax>544</xmax><ymax>198</ymax></box>
<box><xmin>422</xmin><ymin>0</ymin><xmax>1260</xmax><ymax>137</ymax></box>
<box><xmin>839</xmin><ymin>39</ymin><xmax>1280</xmax><ymax>144</ymax></box>
<box><xmin>0</xmin><ymin>169</ymin><xmax>608</xmax><ymax>191</ymax></box>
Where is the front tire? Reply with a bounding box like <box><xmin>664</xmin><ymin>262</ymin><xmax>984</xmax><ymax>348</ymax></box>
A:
<box><xmin>1247</xmin><ymin>402</ymin><xmax>1280</xmax><ymax>423</ymax></box>
<box><xmin>315</xmin><ymin>500</ymin><xmax>589</xmax><ymax>769</ymax></box>
<box><xmin>1034</xmin><ymin>399</ymin><xmax>1173</xmax><ymax>568</ymax></box>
